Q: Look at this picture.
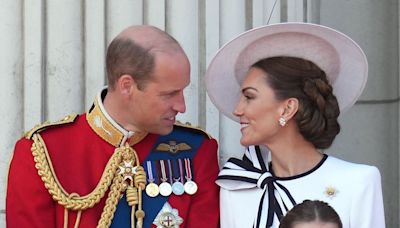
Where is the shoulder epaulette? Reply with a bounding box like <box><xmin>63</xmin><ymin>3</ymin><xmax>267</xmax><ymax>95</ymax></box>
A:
<box><xmin>24</xmin><ymin>113</ymin><xmax>79</xmax><ymax>139</ymax></box>
<box><xmin>174</xmin><ymin>121</ymin><xmax>212</xmax><ymax>139</ymax></box>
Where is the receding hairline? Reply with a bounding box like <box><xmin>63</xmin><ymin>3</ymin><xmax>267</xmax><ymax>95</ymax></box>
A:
<box><xmin>115</xmin><ymin>25</ymin><xmax>184</xmax><ymax>55</ymax></box>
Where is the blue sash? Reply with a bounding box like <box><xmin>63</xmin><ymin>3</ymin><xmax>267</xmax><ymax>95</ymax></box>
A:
<box><xmin>110</xmin><ymin>126</ymin><xmax>205</xmax><ymax>227</ymax></box>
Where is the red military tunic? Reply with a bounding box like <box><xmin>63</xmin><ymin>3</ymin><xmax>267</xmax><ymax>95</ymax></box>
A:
<box><xmin>6</xmin><ymin>91</ymin><xmax>220</xmax><ymax>228</ymax></box>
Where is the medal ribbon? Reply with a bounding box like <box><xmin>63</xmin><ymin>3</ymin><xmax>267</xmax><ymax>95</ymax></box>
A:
<box><xmin>146</xmin><ymin>161</ymin><xmax>155</xmax><ymax>183</ymax></box>
<box><xmin>167</xmin><ymin>160</ymin><xmax>173</xmax><ymax>184</ymax></box>
<box><xmin>184</xmin><ymin>158</ymin><xmax>193</xmax><ymax>181</ymax></box>
<box><xmin>128</xmin><ymin>125</ymin><xmax>205</xmax><ymax>228</ymax></box>
<box><xmin>178</xmin><ymin>159</ymin><xmax>185</xmax><ymax>183</ymax></box>
<box><xmin>159</xmin><ymin>160</ymin><xmax>168</xmax><ymax>182</ymax></box>
<box><xmin>171</xmin><ymin>159</ymin><xmax>180</xmax><ymax>182</ymax></box>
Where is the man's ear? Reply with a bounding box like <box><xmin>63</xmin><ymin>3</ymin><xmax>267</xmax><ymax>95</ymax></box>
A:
<box><xmin>281</xmin><ymin>98</ymin><xmax>299</xmax><ymax>120</ymax></box>
<box><xmin>116</xmin><ymin>74</ymin><xmax>136</xmax><ymax>96</ymax></box>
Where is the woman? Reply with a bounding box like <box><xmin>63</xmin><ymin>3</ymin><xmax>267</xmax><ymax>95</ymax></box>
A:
<box><xmin>205</xmin><ymin>23</ymin><xmax>385</xmax><ymax>228</ymax></box>
<box><xmin>279</xmin><ymin>200</ymin><xmax>342</xmax><ymax>228</ymax></box>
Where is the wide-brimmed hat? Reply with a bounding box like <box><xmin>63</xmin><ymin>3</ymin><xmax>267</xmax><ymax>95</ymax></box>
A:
<box><xmin>205</xmin><ymin>22</ymin><xmax>368</xmax><ymax>122</ymax></box>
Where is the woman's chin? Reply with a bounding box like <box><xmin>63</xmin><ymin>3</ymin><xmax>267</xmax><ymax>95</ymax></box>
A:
<box><xmin>240</xmin><ymin>138</ymin><xmax>252</xmax><ymax>147</ymax></box>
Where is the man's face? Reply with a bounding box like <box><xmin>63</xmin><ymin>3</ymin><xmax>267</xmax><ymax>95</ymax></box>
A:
<box><xmin>129</xmin><ymin>51</ymin><xmax>190</xmax><ymax>135</ymax></box>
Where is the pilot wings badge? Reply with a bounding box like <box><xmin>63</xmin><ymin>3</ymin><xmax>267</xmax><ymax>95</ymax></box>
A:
<box><xmin>156</xmin><ymin>141</ymin><xmax>191</xmax><ymax>154</ymax></box>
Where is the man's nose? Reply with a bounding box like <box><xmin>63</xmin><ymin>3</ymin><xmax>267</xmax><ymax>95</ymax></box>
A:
<box><xmin>174</xmin><ymin>92</ymin><xmax>186</xmax><ymax>113</ymax></box>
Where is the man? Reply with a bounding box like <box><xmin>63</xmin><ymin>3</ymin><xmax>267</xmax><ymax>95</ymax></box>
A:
<box><xmin>6</xmin><ymin>25</ymin><xmax>220</xmax><ymax>228</ymax></box>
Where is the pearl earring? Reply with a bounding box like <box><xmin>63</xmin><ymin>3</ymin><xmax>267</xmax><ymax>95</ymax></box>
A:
<box><xmin>278</xmin><ymin>117</ymin><xmax>286</xmax><ymax>127</ymax></box>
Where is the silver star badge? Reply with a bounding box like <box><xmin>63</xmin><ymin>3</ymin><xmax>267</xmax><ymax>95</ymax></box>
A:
<box><xmin>153</xmin><ymin>202</ymin><xmax>183</xmax><ymax>228</ymax></box>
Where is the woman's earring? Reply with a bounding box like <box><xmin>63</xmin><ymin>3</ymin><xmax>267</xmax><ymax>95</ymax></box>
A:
<box><xmin>278</xmin><ymin>117</ymin><xmax>286</xmax><ymax>127</ymax></box>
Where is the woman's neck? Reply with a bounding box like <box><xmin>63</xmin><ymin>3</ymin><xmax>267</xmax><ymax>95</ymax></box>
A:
<box><xmin>266</xmin><ymin>138</ymin><xmax>323</xmax><ymax>178</ymax></box>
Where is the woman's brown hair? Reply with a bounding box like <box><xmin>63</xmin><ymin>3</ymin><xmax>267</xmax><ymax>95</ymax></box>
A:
<box><xmin>253</xmin><ymin>56</ymin><xmax>340</xmax><ymax>149</ymax></box>
<box><xmin>279</xmin><ymin>200</ymin><xmax>342</xmax><ymax>228</ymax></box>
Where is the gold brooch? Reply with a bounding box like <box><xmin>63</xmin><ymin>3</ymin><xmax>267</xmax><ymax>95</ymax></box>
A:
<box><xmin>324</xmin><ymin>186</ymin><xmax>339</xmax><ymax>199</ymax></box>
<box><xmin>156</xmin><ymin>141</ymin><xmax>191</xmax><ymax>154</ymax></box>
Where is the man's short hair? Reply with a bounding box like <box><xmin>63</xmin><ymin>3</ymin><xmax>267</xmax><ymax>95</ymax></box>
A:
<box><xmin>106</xmin><ymin>27</ymin><xmax>184</xmax><ymax>90</ymax></box>
<box><xmin>106</xmin><ymin>38</ymin><xmax>154</xmax><ymax>90</ymax></box>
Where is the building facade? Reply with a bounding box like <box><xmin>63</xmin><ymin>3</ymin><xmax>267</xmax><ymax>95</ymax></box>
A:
<box><xmin>0</xmin><ymin>0</ymin><xmax>398</xmax><ymax>227</ymax></box>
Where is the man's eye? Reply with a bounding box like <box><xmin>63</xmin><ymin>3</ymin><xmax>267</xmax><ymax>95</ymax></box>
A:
<box><xmin>162</xmin><ymin>91</ymin><xmax>179</xmax><ymax>98</ymax></box>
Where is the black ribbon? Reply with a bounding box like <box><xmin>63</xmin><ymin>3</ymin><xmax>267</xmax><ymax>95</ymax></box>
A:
<box><xmin>217</xmin><ymin>146</ymin><xmax>297</xmax><ymax>228</ymax></box>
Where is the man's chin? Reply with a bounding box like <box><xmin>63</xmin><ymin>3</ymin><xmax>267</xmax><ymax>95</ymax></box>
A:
<box><xmin>153</xmin><ymin>125</ymin><xmax>174</xmax><ymax>135</ymax></box>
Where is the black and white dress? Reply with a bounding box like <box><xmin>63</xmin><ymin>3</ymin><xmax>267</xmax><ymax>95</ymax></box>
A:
<box><xmin>216</xmin><ymin>146</ymin><xmax>385</xmax><ymax>228</ymax></box>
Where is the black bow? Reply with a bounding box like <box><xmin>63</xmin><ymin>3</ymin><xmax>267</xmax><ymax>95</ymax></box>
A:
<box><xmin>217</xmin><ymin>146</ymin><xmax>297</xmax><ymax>228</ymax></box>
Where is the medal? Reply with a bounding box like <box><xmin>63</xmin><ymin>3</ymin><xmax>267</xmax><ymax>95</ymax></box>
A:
<box><xmin>145</xmin><ymin>161</ymin><xmax>159</xmax><ymax>197</ymax></box>
<box><xmin>184</xmin><ymin>180</ymin><xmax>198</xmax><ymax>195</ymax></box>
<box><xmin>172</xmin><ymin>159</ymin><xmax>184</xmax><ymax>195</ymax></box>
<box><xmin>146</xmin><ymin>182</ymin><xmax>160</xmax><ymax>197</ymax></box>
<box><xmin>183</xmin><ymin>158</ymin><xmax>198</xmax><ymax>195</ymax></box>
<box><xmin>172</xmin><ymin>182</ymin><xmax>185</xmax><ymax>195</ymax></box>
<box><xmin>159</xmin><ymin>182</ymin><xmax>173</xmax><ymax>196</ymax></box>
<box><xmin>159</xmin><ymin>160</ymin><xmax>172</xmax><ymax>196</ymax></box>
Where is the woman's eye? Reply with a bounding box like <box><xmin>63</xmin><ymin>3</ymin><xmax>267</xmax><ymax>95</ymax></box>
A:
<box><xmin>244</xmin><ymin>94</ymin><xmax>254</xmax><ymax>100</ymax></box>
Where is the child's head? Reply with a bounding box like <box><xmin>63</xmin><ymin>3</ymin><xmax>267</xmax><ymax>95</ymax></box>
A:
<box><xmin>279</xmin><ymin>200</ymin><xmax>342</xmax><ymax>228</ymax></box>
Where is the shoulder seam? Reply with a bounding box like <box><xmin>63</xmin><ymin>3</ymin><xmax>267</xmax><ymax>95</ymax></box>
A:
<box><xmin>24</xmin><ymin>113</ymin><xmax>79</xmax><ymax>139</ymax></box>
<box><xmin>174</xmin><ymin>122</ymin><xmax>212</xmax><ymax>139</ymax></box>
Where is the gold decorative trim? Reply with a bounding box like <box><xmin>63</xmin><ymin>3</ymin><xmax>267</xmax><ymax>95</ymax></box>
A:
<box><xmin>87</xmin><ymin>100</ymin><xmax>124</xmax><ymax>147</ymax></box>
<box><xmin>24</xmin><ymin>114</ymin><xmax>78</xmax><ymax>139</ymax></box>
<box><xmin>31</xmin><ymin>133</ymin><xmax>145</xmax><ymax>228</ymax></box>
<box><xmin>87</xmin><ymin>98</ymin><xmax>147</xmax><ymax>147</ymax></box>
<box><xmin>31</xmin><ymin>133</ymin><xmax>122</xmax><ymax>210</ymax></box>
<box><xmin>128</xmin><ymin>132</ymin><xmax>148</xmax><ymax>146</ymax></box>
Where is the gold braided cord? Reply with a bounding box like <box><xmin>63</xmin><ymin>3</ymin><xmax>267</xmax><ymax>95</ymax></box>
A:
<box><xmin>96</xmin><ymin>174</ymin><xmax>124</xmax><ymax>228</ymax></box>
<box><xmin>133</xmin><ymin>166</ymin><xmax>146</xmax><ymax>189</ymax></box>
<box><xmin>126</xmin><ymin>186</ymin><xmax>139</xmax><ymax>206</ymax></box>
<box><xmin>126</xmin><ymin>185</ymin><xmax>138</xmax><ymax>228</ymax></box>
<box><xmin>132</xmin><ymin>167</ymin><xmax>145</xmax><ymax>228</ymax></box>
<box><xmin>69</xmin><ymin>193</ymin><xmax>83</xmax><ymax>228</ymax></box>
<box><xmin>74</xmin><ymin>211</ymin><xmax>82</xmax><ymax>228</ymax></box>
<box><xmin>117</xmin><ymin>144</ymin><xmax>147</xmax><ymax>228</ymax></box>
<box><xmin>131</xmin><ymin>207</ymin><xmax>136</xmax><ymax>228</ymax></box>
<box><xmin>136</xmin><ymin>187</ymin><xmax>145</xmax><ymax>228</ymax></box>
<box><xmin>32</xmin><ymin>134</ymin><xmax>147</xmax><ymax>228</ymax></box>
<box><xmin>129</xmin><ymin>146</ymin><xmax>146</xmax><ymax>228</ymax></box>
<box><xmin>63</xmin><ymin>193</ymin><xmax>84</xmax><ymax>228</ymax></box>
<box><xmin>63</xmin><ymin>208</ymin><xmax>68</xmax><ymax>228</ymax></box>
<box><xmin>31</xmin><ymin>133</ymin><xmax>123</xmax><ymax>210</ymax></box>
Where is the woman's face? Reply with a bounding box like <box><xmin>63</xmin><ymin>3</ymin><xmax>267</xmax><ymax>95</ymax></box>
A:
<box><xmin>233</xmin><ymin>67</ymin><xmax>286</xmax><ymax>146</ymax></box>
<box><xmin>292</xmin><ymin>221</ymin><xmax>339</xmax><ymax>228</ymax></box>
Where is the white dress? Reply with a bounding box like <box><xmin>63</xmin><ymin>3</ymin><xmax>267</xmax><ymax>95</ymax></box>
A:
<box><xmin>217</xmin><ymin>146</ymin><xmax>385</xmax><ymax>228</ymax></box>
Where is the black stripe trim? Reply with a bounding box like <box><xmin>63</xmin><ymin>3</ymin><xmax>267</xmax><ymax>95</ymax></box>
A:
<box><xmin>269</xmin><ymin>154</ymin><xmax>328</xmax><ymax>180</ymax></box>
<box><xmin>227</xmin><ymin>158</ymin><xmax>262</xmax><ymax>173</ymax></box>
<box><xmin>255</xmin><ymin>145</ymin><xmax>267</xmax><ymax>172</ymax></box>
<box><xmin>217</xmin><ymin>175</ymin><xmax>258</xmax><ymax>184</ymax></box>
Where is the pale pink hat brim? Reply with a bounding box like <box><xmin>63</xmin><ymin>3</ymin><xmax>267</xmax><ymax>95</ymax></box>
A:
<box><xmin>205</xmin><ymin>22</ymin><xmax>368</xmax><ymax>122</ymax></box>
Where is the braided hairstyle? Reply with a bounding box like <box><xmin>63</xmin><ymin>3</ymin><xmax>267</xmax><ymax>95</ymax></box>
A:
<box><xmin>252</xmin><ymin>56</ymin><xmax>340</xmax><ymax>149</ymax></box>
<box><xmin>279</xmin><ymin>200</ymin><xmax>342</xmax><ymax>228</ymax></box>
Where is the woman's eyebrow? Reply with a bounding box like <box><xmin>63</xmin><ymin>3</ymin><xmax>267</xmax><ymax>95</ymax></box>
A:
<box><xmin>242</xmin><ymin>87</ymin><xmax>258</xmax><ymax>93</ymax></box>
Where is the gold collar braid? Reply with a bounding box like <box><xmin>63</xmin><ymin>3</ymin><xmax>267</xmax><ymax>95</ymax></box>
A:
<box><xmin>31</xmin><ymin>133</ymin><xmax>147</xmax><ymax>228</ymax></box>
<box><xmin>87</xmin><ymin>93</ymin><xmax>147</xmax><ymax>147</ymax></box>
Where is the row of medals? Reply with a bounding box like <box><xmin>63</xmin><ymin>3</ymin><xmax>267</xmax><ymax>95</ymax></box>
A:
<box><xmin>145</xmin><ymin>159</ymin><xmax>198</xmax><ymax>197</ymax></box>
<box><xmin>146</xmin><ymin>179</ymin><xmax>197</xmax><ymax>197</ymax></box>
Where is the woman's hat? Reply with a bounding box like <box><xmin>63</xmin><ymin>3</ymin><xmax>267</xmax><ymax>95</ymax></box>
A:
<box><xmin>205</xmin><ymin>22</ymin><xmax>368</xmax><ymax>122</ymax></box>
